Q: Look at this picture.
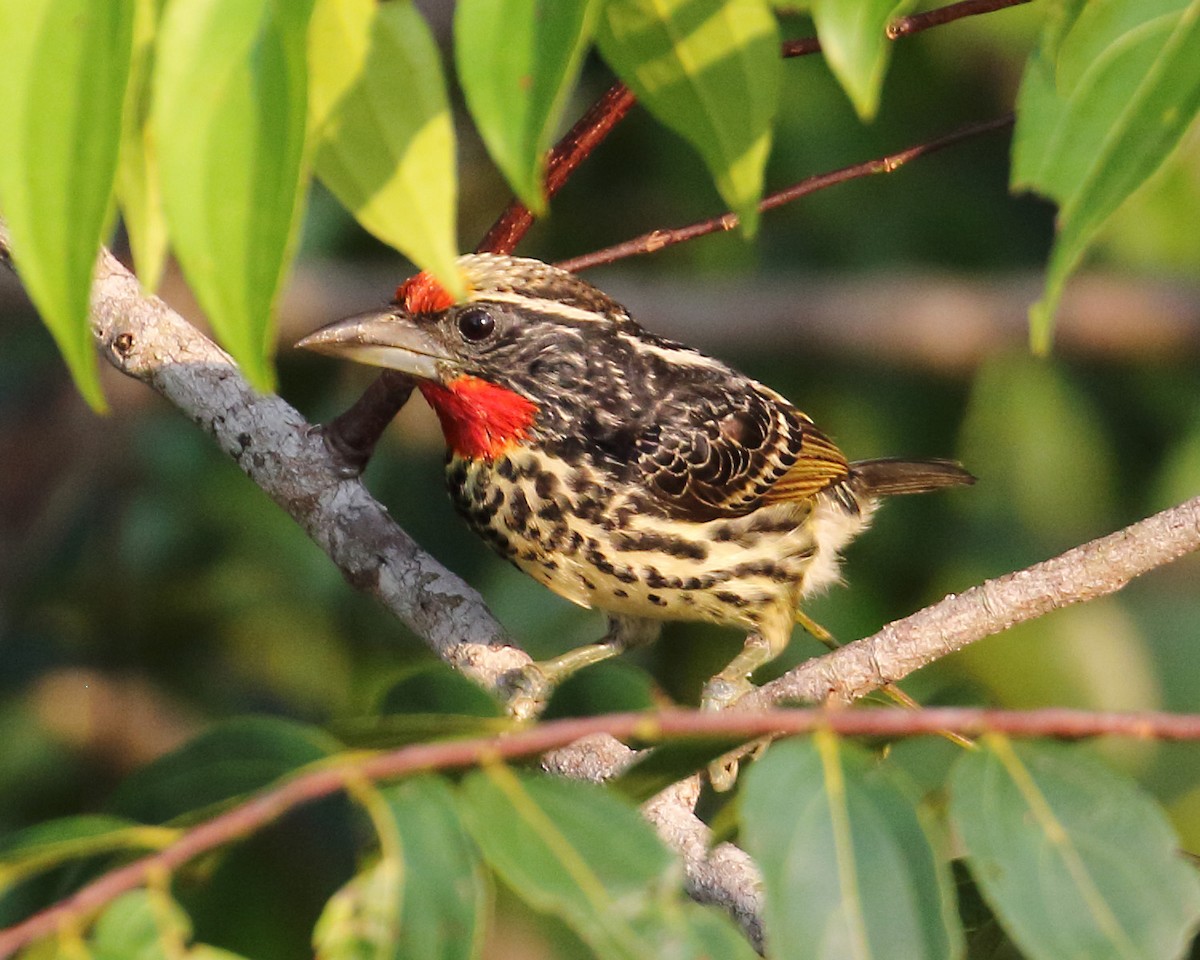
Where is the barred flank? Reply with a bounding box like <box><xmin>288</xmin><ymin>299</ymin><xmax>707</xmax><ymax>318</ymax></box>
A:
<box><xmin>849</xmin><ymin>458</ymin><xmax>976</xmax><ymax>497</ymax></box>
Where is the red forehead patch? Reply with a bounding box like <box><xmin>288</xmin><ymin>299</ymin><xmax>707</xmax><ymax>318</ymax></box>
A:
<box><xmin>396</xmin><ymin>271</ymin><xmax>456</xmax><ymax>315</ymax></box>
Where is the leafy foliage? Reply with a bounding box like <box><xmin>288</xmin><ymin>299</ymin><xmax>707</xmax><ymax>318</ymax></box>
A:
<box><xmin>4</xmin><ymin>725</ymin><xmax>1199</xmax><ymax>958</ymax></box>
<box><xmin>4</xmin><ymin>0</ymin><xmax>1193</xmax><ymax>396</ymax></box>
<box><xmin>1</xmin><ymin>0</ymin><xmax>1200</xmax><ymax>958</ymax></box>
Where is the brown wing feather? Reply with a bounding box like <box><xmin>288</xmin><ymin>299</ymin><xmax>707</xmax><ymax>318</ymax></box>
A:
<box><xmin>637</xmin><ymin>383</ymin><xmax>849</xmax><ymax>521</ymax></box>
<box><xmin>760</xmin><ymin>424</ymin><xmax>849</xmax><ymax>504</ymax></box>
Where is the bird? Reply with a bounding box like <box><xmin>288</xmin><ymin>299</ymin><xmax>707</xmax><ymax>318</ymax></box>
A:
<box><xmin>298</xmin><ymin>253</ymin><xmax>973</xmax><ymax>718</ymax></box>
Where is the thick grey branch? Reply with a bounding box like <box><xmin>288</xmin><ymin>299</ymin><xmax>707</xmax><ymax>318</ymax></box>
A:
<box><xmin>0</xmin><ymin>220</ymin><xmax>534</xmax><ymax>694</ymax></box>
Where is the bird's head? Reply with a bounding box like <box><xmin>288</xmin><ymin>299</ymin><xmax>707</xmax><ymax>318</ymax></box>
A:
<box><xmin>297</xmin><ymin>254</ymin><xmax>632</xmax><ymax>460</ymax></box>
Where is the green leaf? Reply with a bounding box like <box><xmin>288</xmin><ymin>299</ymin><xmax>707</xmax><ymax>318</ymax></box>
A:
<box><xmin>107</xmin><ymin>716</ymin><xmax>339</xmax><ymax>824</ymax></box>
<box><xmin>116</xmin><ymin>0</ymin><xmax>169</xmax><ymax>292</ymax></box>
<box><xmin>809</xmin><ymin>0</ymin><xmax>911</xmax><ymax>120</ymax></box>
<box><xmin>455</xmin><ymin>0</ymin><xmax>597</xmax><ymax>214</ymax></box>
<box><xmin>313</xmin><ymin>858</ymin><xmax>404</xmax><ymax>960</ymax></box>
<box><xmin>154</xmin><ymin>0</ymin><xmax>312</xmax><ymax>391</ymax></box>
<box><xmin>378</xmin><ymin>663</ymin><xmax>506</xmax><ymax>718</ymax></box>
<box><xmin>308</xmin><ymin>0</ymin><xmax>462</xmax><ymax>297</ymax></box>
<box><xmin>0</xmin><ymin>0</ymin><xmax>134</xmax><ymax>411</ymax></box>
<box><xmin>595</xmin><ymin>0</ymin><xmax>780</xmax><ymax>235</ymax></box>
<box><xmin>740</xmin><ymin>732</ymin><xmax>963</xmax><ymax>960</ymax></box>
<box><xmin>90</xmin><ymin>889</ymin><xmax>191</xmax><ymax>960</ymax></box>
<box><xmin>459</xmin><ymin>766</ymin><xmax>757</xmax><ymax>960</ymax></box>
<box><xmin>0</xmin><ymin>816</ymin><xmax>175</xmax><ymax>894</ymax></box>
<box><xmin>949</xmin><ymin>738</ymin><xmax>1200</xmax><ymax>960</ymax></box>
<box><xmin>379</xmin><ymin>777</ymin><xmax>488</xmax><ymax>960</ymax></box>
<box><xmin>1011</xmin><ymin>0</ymin><xmax>1200</xmax><ymax>353</ymax></box>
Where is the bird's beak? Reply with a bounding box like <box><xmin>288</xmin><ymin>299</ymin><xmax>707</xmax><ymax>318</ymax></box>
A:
<box><xmin>295</xmin><ymin>309</ymin><xmax>454</xmax><ymax>380</ymax></box>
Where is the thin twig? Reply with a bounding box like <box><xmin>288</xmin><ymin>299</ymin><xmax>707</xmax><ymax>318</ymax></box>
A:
<box><xmin>556</xmin><ymin>113</ymin><xmax>1014</xmax><ymax>274</ymax></box>
<box><xmin>478</xmin><ymin>35</ymin><xmax>825</xmax><ymax>258</ymax></box>
<box><xmin>888</xmin><ymin>0</ymin><xmax>1033</xmax><ymax>39</ymax></box>
<box><xmin>477</xmin><ymin>82</ymin><xmax>638</xmax><ymax>256</ymax></box>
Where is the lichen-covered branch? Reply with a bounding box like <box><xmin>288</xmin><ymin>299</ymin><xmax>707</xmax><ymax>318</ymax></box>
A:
<box><xmin>0</xmin><ymin>220</ymin><xmax>534</xmax><ymax>696</ymax></box>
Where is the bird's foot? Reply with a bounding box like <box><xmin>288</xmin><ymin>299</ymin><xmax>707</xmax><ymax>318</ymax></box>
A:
<box><xmin>701</xmin><ymin>674</ymin><xmax>757</xmax><ymax>792</ymax></box>
<box><xmin>500</xmin><ymin>641</ymin><xmax>630</xmax><ymax>721</ymax></box>
<box><xmin>500</xmin><ymin>662</ymin><xmax>555</xmax><ymax>722</ymax></box>
<box><xmin>700</xmin><ymin>674</ymin><xmax>753</xmax><ymax>713</ymax></box>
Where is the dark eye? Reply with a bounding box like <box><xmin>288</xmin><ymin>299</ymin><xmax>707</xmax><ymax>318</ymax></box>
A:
<box><xmin>457</xmin><ymin>306</ymin><xmax>496</xmax><ymax>343</ymax></box>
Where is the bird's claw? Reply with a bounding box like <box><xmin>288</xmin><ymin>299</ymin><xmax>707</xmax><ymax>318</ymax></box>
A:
<box><xmin>701</xmin><ymin>674</ymin><xmax>755</xmax><ymax>791</ymax></box>
<box><xmin>701</xmin><ymin>675</ymin><xmax>752</xmax><ymax>713</ymax></box>
<box><xmin>500</xmin><ymin>662</ymin><xmax>554</xmax><ymax>721</ymax></box>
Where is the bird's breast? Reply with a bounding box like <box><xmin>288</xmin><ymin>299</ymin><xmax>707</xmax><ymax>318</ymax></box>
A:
<box><xmin>443</xmin><ymin>447</ymin><xmax>855</xmax><ymax>630</ymax></box>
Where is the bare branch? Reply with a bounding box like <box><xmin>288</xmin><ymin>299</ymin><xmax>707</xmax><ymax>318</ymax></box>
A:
<box><xmin>0</xmin><ymin>220</ymin><xmax>533</xmax><ymax>697</ymax></box>
<box><xmin>888</xmin><ymin>0</ymin><xmax>1034</xmax><ymax>39</ymax></box>
<box><xmin>556</xmin><ymin>114</ymin><xmax>1014</xmax><ymax>274</ymax></box>
<box><xmin>5</xmin><ymin>704</ymin><xmax>1200</xmax><ymax>956</ymax></box>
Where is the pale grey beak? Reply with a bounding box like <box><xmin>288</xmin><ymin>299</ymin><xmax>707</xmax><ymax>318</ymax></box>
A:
<box><xmin>295</xmin><ymin>309</ymin><xmax>454</xmax><ymax>380</ymax></box>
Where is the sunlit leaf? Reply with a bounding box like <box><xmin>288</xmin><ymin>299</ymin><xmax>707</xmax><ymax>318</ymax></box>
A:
<box><xmin>380</xmin><ymin>777</ymin><xmax>488</xmax><ymax>960</ymax></box>
<box><xmin>0</xmin><ymin>816</ymin><xmax>175</xmax><ymax>894</ymax></box>
<box><xmin>595</xmin><ymin>0</ymin><xmax>780</xmax><ymax>235</ymax></box>
<box><xmin>741</xmin><ymin>732</ymin><xmax>963</xmax><ymax>960</ymax></box>
<box><xmin>810</xmin><ymin>0</ymin><xmax>912</xmax><ymax>120</ymax></box>
<box><xmin>155</xmin><ymin>0</ymin><xmax>312</xmax><ymax>390</ymax></box>
<box><xmin>950</xmin><ymin>737</ymin><xmax>1200</xmax><ymax>960</ymax></box>
<box><xmin>313</xmin><ymin>858</ymin><xmax>403</xmax><ymax>960</ymax></box>
<box><xmin>459</xmin><ymin>766</ymin><xmax>756</xmax><ymax>960</ymax></box>
<box><xmin>455</xmin><ymin>0</ymin><xmax>597</xmax><ymax>214</ymax></box>
<box><xmin>1012</xmin><ymin>0</ymin><xmax>1200</xmax><ymax>353</ymax></box>
<box><xmin>0</xmin><ymin>0</ymin><xmax>135</xmax><ymax>411</ymax></box>
<box><xmin>116</xmin><ymin>0</ymin><xmax>169</xmax><ymax>292</ymax></box>
<box><xmin>91</xmin><ymin>889</ymin><xmax>190</xmax><ymax>960</ymax></box>
<box><xmin>308</xmin><ymin>0</ymin><xmax>462</xmax><ymax>296</ymax></box>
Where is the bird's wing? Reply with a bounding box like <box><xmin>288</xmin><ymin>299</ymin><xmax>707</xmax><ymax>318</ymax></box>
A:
<box><xmin>636</xmin><ymin>387</ymin><xmax>850</xmax><ymax>522</ymax></box>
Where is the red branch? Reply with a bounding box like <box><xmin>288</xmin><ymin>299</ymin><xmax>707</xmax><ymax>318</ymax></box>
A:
<box><xmin>556</xmin><ymin>114</ymin><xmax>1014</xmax><ymax>274</ymax></box>
<box><xmin>3</xmin><ymin>706</ymin><xmax>1200</xmax><ymax>957</ymax></box>
<box><xmin>889</xmin><ymin>0</ymin><xmax>1034</xmax><ymax>39</ymax></box>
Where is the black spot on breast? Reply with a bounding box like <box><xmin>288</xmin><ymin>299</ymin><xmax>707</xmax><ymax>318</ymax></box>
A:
<box><xmin>611</xmin><ymin>530</ymin><xmax>708</xmax><ymax>560</ymax></box>
<box><xmin>508</xmin><ymin>490</ymin><xmax>532</xmax><ymax>531</ymax></box>
<box><xmin>535</xmin><ymin>472</ymin><xmax>557</xmax><ymax>499</ymax></box>
<box><xmin>647</xmin><ymin>594</ymin><xmax>666</xmax><ymax>607</ymax></box>
<box><xmin>496</xmin><ymin>457</ymin><xmax>516</xmax><ymax>480</ymax></box>
<box><xmin>731</xmin><ymin>560</ymin><xmax>795</xmax><ymax>584</ymax></box>
<box><xmin>538</xmin><ymin>501</ymin><xmax>564</xmax><ymax>523</ymax></box>
<box><xmin>575</xmin><ymin>497</ymin><xmax>604</xmax><ymax>523</ymax></box>
<box><xmin>714</xmin><ymin>590</ymin><xmax>747</xmax><ymax>608</ymax></box>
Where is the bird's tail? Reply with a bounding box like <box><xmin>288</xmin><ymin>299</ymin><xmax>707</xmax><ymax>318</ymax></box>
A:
<box><xmin>848</xmin><ymin>458</ymin><xmax>975</xmax><ymax>497</ymax></box>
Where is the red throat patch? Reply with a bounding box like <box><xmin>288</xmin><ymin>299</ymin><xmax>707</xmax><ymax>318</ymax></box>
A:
<box><xmin>419</xmin><ymin>377</ymin><xmax>538</xmax><ymax>461</ymax></box>
<box><xmin>396</xmin><ymin>271</ymin><xmax>456</xmax><ymax>315</ymax></box>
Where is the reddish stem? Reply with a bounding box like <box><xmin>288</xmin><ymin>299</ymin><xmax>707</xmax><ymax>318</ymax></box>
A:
<box><xmin>3</xmin><ymin>706</ymin><xmax>1199</xmax><ymax>957</ymax></box>
<box><xmin>556</xmin><ymin>113</ymin><xmax>1014</xmax><ymax>274</ymax></box>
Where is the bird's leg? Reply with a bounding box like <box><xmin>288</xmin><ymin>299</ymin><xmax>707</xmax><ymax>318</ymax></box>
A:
<box><xmin>703</xmin><ymin>613</ymin><xmax>797</xmax><ymax>790</ymax></box>
<box><xmin>503</xmin><ymin>615</ymin><xmax>661</xmax><ymax>721</ymax></box>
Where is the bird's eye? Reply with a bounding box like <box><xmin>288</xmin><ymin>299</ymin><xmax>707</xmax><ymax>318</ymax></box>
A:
<box><xmin>456</xmin><ymin>306</ymin><xmax>496</xmax><ymax>343</ymax></box>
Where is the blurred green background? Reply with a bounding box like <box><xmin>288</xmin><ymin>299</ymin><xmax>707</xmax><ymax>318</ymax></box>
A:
<box><xmin>2</xmin><ymin>4</ymin><xmax>1199</xmax><ymax>956</ymax></box>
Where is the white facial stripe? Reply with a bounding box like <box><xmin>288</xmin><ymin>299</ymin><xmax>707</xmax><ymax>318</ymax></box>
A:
<box><xmin>478</xmin><ymin>290</ymin><xmax>611</xmax><ymax>325</ymax></box>
<box><xmin>617</xmin><ymin>332</ymin><xmax>726</xmax><ymax>372</ymax></box>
